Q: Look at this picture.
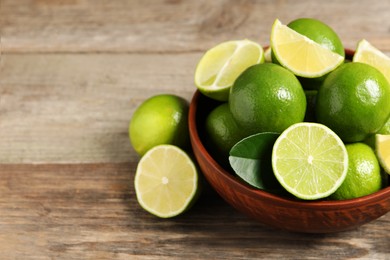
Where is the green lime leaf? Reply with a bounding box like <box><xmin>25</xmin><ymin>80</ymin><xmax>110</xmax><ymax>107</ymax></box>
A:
<box><xmin>229</xmin><ymin>132</ymin><xmax>280</xmax><ymax>190</ymax></box>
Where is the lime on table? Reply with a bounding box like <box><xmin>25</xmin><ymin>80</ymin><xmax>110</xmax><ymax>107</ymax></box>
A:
<box><xmin>353</xmin><ymin>39</ymin><xmax>390</xmax><ymax>83</ymax></box>
<box><xmin>134</xmin><ymin>145</ymin><xmax>199</xmax><ymax>218</ymax></box>
<box><xmin>194</xmin><ymin>39</ymin><xmax>264</xmax><ymax>101</ymax></box>
<box><xmin>272</xmin><ymin>123</ymin><xmax>348</xmax><ymax>200</ymax></box>
<box><xmin>270</xmin><ymin>19</ymin><xmax>344</xmax><ymax>78</ymax></box>
<box><xmin>129</xmin><ymin>94</ymin><xmax>189</xmax><ymax>156</ymax></box>
<box><xmin>376</xmin><ymin>134</ymin><xmax>390</xmax><ymax>174</ymax></box>
<box><xmin>331</xmin><ymin>143</ymin><xmax>381</xmax><ymax>200</ymax></box>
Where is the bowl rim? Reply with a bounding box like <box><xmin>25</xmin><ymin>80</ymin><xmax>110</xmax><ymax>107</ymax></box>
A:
<box><xmin>189</xmin><ymin>48</ymin><xmax>390</xmax><ymax>210</ymax></box>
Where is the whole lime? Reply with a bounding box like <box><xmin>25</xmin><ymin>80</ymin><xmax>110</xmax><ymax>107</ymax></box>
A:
<box><xmin>205</xmin><ymin>103</ymin><xmax>246</xmax><ymax>166</ymax></box>
<box><xmin>229</xmin><ymin>63</ymin><xmax>306</xmax><ymax>135</ymax></box>
<box><xmin>331</xmin><ymin>143</ymin><xmax>382</xmax><ymax>200</ymax></box>
<box><xmin>316</xmin><ymin>62</ymin><xmax>390</xmax><ymax>143</ymax></box>
<box><xmin>129</xmin><ymin>94</ymin><xmax>189</xmax><ymax>156</ymax></box>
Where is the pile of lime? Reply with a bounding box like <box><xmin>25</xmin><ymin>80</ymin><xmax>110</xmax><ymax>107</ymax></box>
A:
<box><xmin>129</xmin><ymin>94</ymin><xmax>199</xmax><ymax>218</ymax></box>
<box><xmin>129</xmin><ymin>18</ymin><xmax>390</xmax><ymax>218</ymax></box>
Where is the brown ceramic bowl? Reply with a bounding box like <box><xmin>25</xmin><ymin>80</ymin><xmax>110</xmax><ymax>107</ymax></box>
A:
<box><xmin>188</xmin><ymin>49</ymin><xmax>390</xmax><ymax>233</ymax></box>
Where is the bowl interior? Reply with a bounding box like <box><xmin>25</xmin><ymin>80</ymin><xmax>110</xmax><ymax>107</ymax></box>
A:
<box><xmin>191</xmin><ymin>91</ymin><xmax>390</xmax><ymax>206</ymax></box>
<box><xmin>189</xmin><ymin>48</ymin><xmax>390</xmax><ymax>232</ymax></box>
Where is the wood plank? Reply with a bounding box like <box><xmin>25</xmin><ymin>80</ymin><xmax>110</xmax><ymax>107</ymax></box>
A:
<box><xmin>0</xmin><ymin>163</ymin><xmax>389</xmax><ymax>259</ymax></box>
<box><xmin>2</xmin><ymin>52</ymin><xmax>390</xmax><ymax>164</ymax></box>
<box><xmin>0</xmin><ymin>53</ymin><xmax>201</xmax><ymax>163</ymax></box>
<box><xmin>2</xmin><ymin>0</ymin><xmax>390</xmax><ymax>53</ymax></box>
<box><xmin>1</xmin><ymin>1</ymin><xmax>390</xmax><ymax>259</ymax></box>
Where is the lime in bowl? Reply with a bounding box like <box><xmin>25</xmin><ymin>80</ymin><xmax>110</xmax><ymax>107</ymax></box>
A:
<box><xmin>188</xmin><ymin>49</ymin><xmax>390</xmax><ymax>233</ymax></box>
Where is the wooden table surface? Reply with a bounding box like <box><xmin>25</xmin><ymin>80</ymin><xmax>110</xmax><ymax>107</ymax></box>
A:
<box><xmin>1</xmin><ymin>0</ymin><xmax>389</xmax><ymax>259</ymax></box>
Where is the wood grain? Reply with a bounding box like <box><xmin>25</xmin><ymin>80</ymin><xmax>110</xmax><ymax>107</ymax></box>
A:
<box><xmin>2</xmin><ymin>0</ymin><xmax>390</xmax><ymax>53</ymax></box>
<box><xmin>0</xmin><ymin>163</ymin><xmax>389</xmax><ymax>259</ymax></box>
<box><xmin>0</xmin><ymin>53</ymin><xmax>200</xmax><ymax>163</ymax></box>
<box><xmin>1</xmin><ymin>0</ymin><xmax>390</xmax><ymax>258</ymax></box>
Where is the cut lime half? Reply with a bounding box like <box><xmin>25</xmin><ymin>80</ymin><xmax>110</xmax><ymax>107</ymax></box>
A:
<box><xmin>272</xmin><ymin>123</ymin><xmax>348</xmax><ymax>200</ymax></box>
<box><xmin>195</xmin><ymin>39</ymin><xmax>264</xmax><ymax>101</ymax></box>
<box><xmin>134</xmin><ymin>145</ymin><xmax>199</xmax><ymax>218</ymax></box>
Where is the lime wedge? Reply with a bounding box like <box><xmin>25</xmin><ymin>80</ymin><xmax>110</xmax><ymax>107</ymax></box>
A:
<box><xmin>270</xmin><ymin>19</ymin><xmax>344</xmax><ymax>78</ymax></box>
<box><xmin>353</xmin><ymin>39</ymin><xmax>390</xmax><ymax>83</ymax></box>
<box><xmin>134</xmin><ymin>145</ymin><xmax>199</xmax><ymax>218</ymax></box>
<box><xmin>195</xmin><ymin>39</ymin><xmax>264</xmax><ymax>101</ymax></box>
<box><xmin>272</xmin><ymin>123</ymin><xmax>348</xmax><ymax>200</ymax></box>
<box><xmin>264</xmin><ymin>47</ymin><xmax>272</xmax><ymax>62</ymax></box>
<box><xmin>375</xmin><ymin>134</ymin><xmax>390</xmax><ymax>174</ymax></box>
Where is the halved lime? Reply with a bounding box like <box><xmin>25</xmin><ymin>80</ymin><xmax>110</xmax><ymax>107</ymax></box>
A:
<box><xmin>376</xmin><ymin>134</ymin><xmax>390</xmax><ymax>174</ymax></box>
<box><xmin>272</xmin><ymin>122</ymin><xmax>348</xmax><ymax>200</ymax></box>
<box><xmin>353</xmin><ymin>39</ymin><xmax>390</xmax><ymax>83</ymax></box>
<box><xmin>270</xmin><ymin>19</ymin><xmax>344</xmax><ymax>78</ymax></box>
<box><xmin>194</xmin><ymin>39</ymin><xmax>264</xmax><ymax>101</ymax></box>
<box><xmin>134</xmin><ymin>145</ymin><xmax>199</xmax><ymax>218</ymax></box>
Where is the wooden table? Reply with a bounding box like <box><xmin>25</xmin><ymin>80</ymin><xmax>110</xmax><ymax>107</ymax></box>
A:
<box><xmin>1</xmin><ymin>0</ymin><xmax>389</xmax><ymax>259</ymax></box>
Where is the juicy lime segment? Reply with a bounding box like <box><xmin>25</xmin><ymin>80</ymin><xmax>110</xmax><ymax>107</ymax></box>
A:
<box><xmin>376</xmin><ymin>134</ymin><xmax>390</xmax><ymax>174</ymax></box>
<box><xmin>271</xmin><ymin>19</ymin><xmax>344</xmax><ymax>78</ymax></box>
<box><xmin>287</xmin><ymin>18</ymin><xmax>345</xmax><ymax>58</ymax></box>
<box><xmin>195</xmin><ymin>40</ymin><xmax>264</xmax><ymax>101</ymax></box>
<box><xmin>353</xmin><ymin>39</ymin><xmax>390</xmax><ymax>84</ymax></box>
<box><xmin>134</xmin><ymin>145</ymin><xmax>199</xmax><ymax>218</ymax></box>
<box><xmin>272</xmin><ymin>123</ymin><xmax>348</xmax><ymax>200</ymax></box>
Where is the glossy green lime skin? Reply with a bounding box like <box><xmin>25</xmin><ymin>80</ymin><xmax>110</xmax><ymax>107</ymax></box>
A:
<box><xmin>205</xmin><ymin>103</ymin><xmax>246</xmax><ymax>165</ymax></box>
<box><xmin>331</xmin><ymin>143</ymin><xmax>381</xmax><ymax>200</ymax></box>
<box><xmin>378</xmin><ymin>117</ymin><xmax>390</xmax><ymax>134</ymax></box>
<box><xmin>129</xmin><ymin>94</ymin><xmax>189</xmax><ymax>156</ymax></box>
<box><xmin>316</xmin><ymin>62</ymin><xmax>390</xmax><ymax>143</ymax></box>
<box><xmin>229</xmin><ymin>63</ymin><xmax>306</xmax><ymax>135</ymax></box>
